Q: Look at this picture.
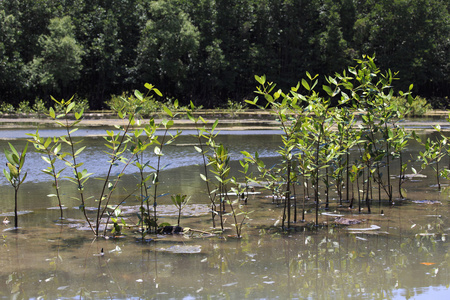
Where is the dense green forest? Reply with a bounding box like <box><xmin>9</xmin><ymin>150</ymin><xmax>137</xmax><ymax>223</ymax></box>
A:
<box><xmin>0</xmin><ymin>0</ymin><xmax>449</xmax><ymax>109</ymax></box>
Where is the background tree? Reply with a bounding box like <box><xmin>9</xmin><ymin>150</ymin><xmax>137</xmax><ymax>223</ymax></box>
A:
<box><xmin>0</xmin><ymin>0</ymin><xmax>448</xmax><ymax>109</ymax></box>
<box><xmin>134</xmin><ymin>0</ymin><xmax>200</xmax><ymax>100</ymax></box>
<box><xmin>0</xmin><ymin>10</ymin><xmax>25</xmax><ymax>105</ymax></box>
<box><xmin>25</xmin><ymin>16</ymin><xmax>84</xmax><ymax>99</ymax></box>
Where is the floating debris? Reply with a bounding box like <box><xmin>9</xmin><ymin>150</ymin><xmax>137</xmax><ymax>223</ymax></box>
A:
<box><xmin>158</xmin><ymin>245</ymin><xmax>202</xmax><ymax>254</ymax></box>
<box><xmin>217</xmin><ymin>191</ymin><xmax>261</xmax><ymax>196</ymax></box>
<box><xmin>47</xmin><ymin>206</ymin><xmax>68</xmax><ymax>210</ymax></box>
<box><xmin>322</xmin><ymin>212</ymin><xmax>344</xmax><ymax>217</ymax></box>
<box><xmin>119</xmin><ymin>204</ymin><xmax>211</xmax><ymax>217</ymax></box>
<box><xmin>222</xmin><ymin>282</ymin><xmax>238</xmax><ymax>287</ymax></box>
<box><xmin>158</xmin><ymin>225</ymin><xmax>184</xmax><ymax>234</ymax></box>
<box><xmin>346</xmin><ymin>224</ymin><xmax>381</xmax><ymax>231</ymax></box>
<box><xmin>420</xmin><ymin>262</ymin><xmax>436</xmax><ymax>266</ymax></box>
<box><xmin>334</xmin><ymin>217</ymin><xmax>364</xmax><ymax>225</ymax></box>
<box><xmin>412</xmin><ymin>200</ymin><xmax>442</xmax><ymax>204</ymax></box>
<box><xmin>0</xmin><ymin>210</ymin><xmax>33</xmax><ymax>217</ymax></box>
<box><xmin>393</xmin><ymin>173</ymin><xmax>427</xmax><ymax>179</ymax></box>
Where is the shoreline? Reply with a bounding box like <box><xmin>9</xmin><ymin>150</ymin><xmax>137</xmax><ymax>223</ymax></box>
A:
<box><xmin>0</xmin><ymin>109</ymin><xmax>448</xmax><ymax>132</ymax></box>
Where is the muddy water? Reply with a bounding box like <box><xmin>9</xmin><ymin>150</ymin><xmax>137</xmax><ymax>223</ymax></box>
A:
<box><xmin>0</xmin><ymin>128</ymin><xmax>449</xmax><ymax>299</ymax></box>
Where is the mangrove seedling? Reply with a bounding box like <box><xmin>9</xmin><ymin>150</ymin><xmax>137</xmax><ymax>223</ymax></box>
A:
<box><xmin>3</xmin><ymin>142</ymin><xmax>28</xmax><ymax>228</ymax></box>
<box><xmin>171</xmin><ymin>194</ymin><xmax>190</xmax><ymax>227</ymax></box>
<box><xmin>27</xmin><ymin>131</ymin><xmax>65</xmax><ymax>219</ymax></box>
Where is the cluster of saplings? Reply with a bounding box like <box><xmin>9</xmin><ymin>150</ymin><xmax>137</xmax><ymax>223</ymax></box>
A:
<box><xmin>3</xmin><ymin>56</ymin><xmax>441</xmax><ymax>238</ymax></box>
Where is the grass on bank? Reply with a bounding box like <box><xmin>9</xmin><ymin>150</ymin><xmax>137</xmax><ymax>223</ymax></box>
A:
<box><xmin>0</xmin><ymin>93</ymin><xmax>431</xmax><ymax>117</ymax></box>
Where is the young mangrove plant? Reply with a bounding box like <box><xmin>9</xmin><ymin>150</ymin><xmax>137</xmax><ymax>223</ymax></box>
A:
<box><xmin>229</xmin><ymin>177</ymin><xmax>253</xmax><ymax>238</ymax></box>
<box><xmin>3</xmin><ymin>143</ymin><xmax>28</xmax><ymax>228</ymax></box>
<box><xmin>171</xmin><ymin>194</ymin><xmax>190</xmax><ymax>227</ymax></box>
<box><xmin>246</xmin><ymin>74</ymin><xmax>306</xmax><ymax>229</ymax></box>
<box><xmin>27</xmin><ymin>132</ymin><xmax>65</xmax><ymax>219</ymax></box>
<box><xmin>147</xmin><ymin>102</ymin><xmax>181</xmax><ymax>234</ymax></box>
<box><xmin>208</xmin><ymin>143</ymin><xmax>231</xmax><ymax>232</ymax></box>
<box><xmin>187</xmin><ymin>104</ymin><xmax>220</xmax><ymax>228</ymax></box>
<box><xmin>413</xmin><ymin>126</ymin><xmax>447</xmax><ymax>191</ymax></box>
<box><xmin>40</xmin><ymin>84</ymin><xmax>166</xmax><ymax>237</ymax></box>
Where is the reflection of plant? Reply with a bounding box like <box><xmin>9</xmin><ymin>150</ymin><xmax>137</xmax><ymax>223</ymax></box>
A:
<box><xmin>3</xmin><ymin>143</ymin><xmax>28</xmax><ymax>228</ymax></box>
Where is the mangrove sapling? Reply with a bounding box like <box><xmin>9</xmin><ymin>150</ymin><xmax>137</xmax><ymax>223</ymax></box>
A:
<box><xmin>247</xmin><ymin>74</ymin><xmax>305</xmax><ymax>229</ymax></box>
<box><xmin>229</xmin><ymin>177</ymin><xmax>253</xmax><ymax>238</ymax></box>
<box><xmin>295</xmin><ymin>135</ymin><xmax>314</xmax><ymax>222</ymax></box>
<box><xmin>171</xmin><ymin>194</ymin><xmax>190</xmax><ymax>227</ymax></box>
<box><xmin>328</xmin><ymin>56</ymin><xmax>411</xmax><ymax>205</ymax></box>
<box><xmin>3</xmin><ymin>143</ymin><xmax>28</xmax><ymax>228</ymax></box>
<box><xmin>208</xmin><ymin>143</ymin><xmax>231</xmax><ymax>232</ymax></box>
<box><xmin>27</xmin><ymin>132</ymin><xmax>65</xmax><ymax>219</ymax></box>
<box><xmin>187</xmin><ymin>105</ymin><xmax>220</xmax><ymax>228</ymax></box>
<box><xmin>129</xmin><ymin>123</ymin><xmax>157</xmax><ymax>237</ymax></box>
<box><xmin>48</xmin><ymin>85</ymin><xmax>162</xmax><ymax>236</ymax></box>
<box><xmin>332</xmin><ymin>107</ymin><xmax>360</xmax><ymax>206</ymax></box>
<box><xmin>148</xmin><ymin>105</ymin><xmax>182</xmax><ymax>233</ymax></box>
<box><xmin>302</xmin><ymin>93</ymin><xmax>340</xmax><ymax>226</ymax></box>
<box><xmin>391</xmin><ymin>125</ymin><xmax>411</xmax><ymax>199</ymax></box>
<box><xmin>47</xmin><ymin>96</ymin><xmax>95</xmax><ymax>234</ymax></box>
<box><xmin>414</xmin><ymin>127</ymin><xmax>447</xmax><ymax>191</ymax></box>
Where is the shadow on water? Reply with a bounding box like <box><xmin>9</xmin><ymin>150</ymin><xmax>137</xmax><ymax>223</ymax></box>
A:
<box><xmin>0</xmin><ymin>129</ymin><xmax>448</xmax><ymax>298</ymax></box>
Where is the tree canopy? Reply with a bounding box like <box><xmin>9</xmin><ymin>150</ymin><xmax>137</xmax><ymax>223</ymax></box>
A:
<box><xmin>0</xmin><ymin>0</ymin><xmax>448</xmax><ymax>109</ymax></box>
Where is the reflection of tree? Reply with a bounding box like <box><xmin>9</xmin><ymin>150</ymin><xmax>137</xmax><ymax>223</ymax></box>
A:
<box><xmin>0</xmin><ymin>213</ymin><xmax>447</xmax><ymax>298</ymax></box>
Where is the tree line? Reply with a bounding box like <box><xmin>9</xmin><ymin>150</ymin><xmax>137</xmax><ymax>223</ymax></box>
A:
<box><xmin>0</xmin><ymin>0</ymin><xmax>449</xmax><ymax>109</ymax></box>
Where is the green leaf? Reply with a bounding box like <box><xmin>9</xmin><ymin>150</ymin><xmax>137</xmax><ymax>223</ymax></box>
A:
<box><xmin>200</xmin><ymin>173</ymin><xmax>207</xmax><ymax>182</ymax></box>
<box><xmin>323</xmin><ymin>85</ymin><xmax>333</xmax><ymax>96</ymax></box>
<box><xmin>255</xmin><ymin>75</ymin><xmax>266</xmax><ymax>85</ymax></box>
<box><xmin>302</xmin><ymin>79</ymin><xmax>310</xmax><ymax>91</ymax></box>
<box><xmin>134</xmin><ymin>89</ymin><xmax>143</xmax><ymax>101</ymax></box>
<box><xmin>211</xmin><ymin>119</ymin><xmax>219</xmax><ymax>132</ymax></box>
<box><xmin>194</xmin><ymin>146</ymin><xmax>202</xmax><ymax>153</ymax></box>
<box><xmin>66</xmin><ymin>102</ymin><xmax>76</xmax><ymax>114</ymax></box>
<box><xmin>153</xmin><ymin>88</ymin><xmax>162</xmax><ymax>97</ymax></box>
<box><xmin>154</xmin><ymin>146</ymin><xmax>162</xmax><ymax>156</ymax></box>
<box><xmin>163</xmin><ymin>106</ymin><xmax>173</xmax><ymax>117</ymax></box>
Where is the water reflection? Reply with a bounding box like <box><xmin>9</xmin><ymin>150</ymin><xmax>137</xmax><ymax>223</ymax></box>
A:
<box><xmin>0</xmin><ymin>129</ymin><xmax>448</xmax><ymax>298</ymax></box>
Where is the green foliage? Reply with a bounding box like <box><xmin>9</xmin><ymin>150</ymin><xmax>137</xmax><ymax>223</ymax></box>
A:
<box><xmin>32</xmin><ymin>98</ymin><xmax>48</xmax><ymax>116</ymax></box>
<box><xmin>171</xmin><ymin>194</ymin><xmax>190</xmax><ymax>227</ymax></box>
<box><xmin>29</xmin><ymin>84</ymin><xmax>174</xmax><ymax>237</ymax></box>
<box><xmin>388</xmin><ymin>96</ymin><xmax>431</xmax><ymax>117</ymax></box>
<box><xmin>107</xmin><ymin>92</ymin><xmax>185</xmax><ymax>116</ymax></box>
<box><xmin>1</xmin><ymin>0</ymin><xmax>448</xmax><ymax>108</ymax></box>
<box><xmin>17</xmin><ymin>100</ymin><xmax>33</xmax><ymax>114</ymax></box>
<box><xmin>3</xmin><ymin>143</ymin><xmax>28</xmax><ymax>228</ymax></box>
<box><xmin>224</xmin><ymin>99</ymin><xmax>248</xmax><ymax>112</ymax></box>
<box><xmin>53</xmin><ymin>95</ymin><xmax>89</xmax><ymax>114</ymax></box>
<box><xmin>0</xmin><ymin>102</ymin><xmax>15</xmax><ymax>114</ymax></box>
<box><xmin>25</xmin><ymin>16</ymin><xmax>84</xmax><ymax>94</ymax></box>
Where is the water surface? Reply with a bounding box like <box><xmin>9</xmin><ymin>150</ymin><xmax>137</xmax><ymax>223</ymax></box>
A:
<box><xmin>0</xmin><ymin>127</ymin><xmax>448</xmax><ymax>299</ymax></box>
